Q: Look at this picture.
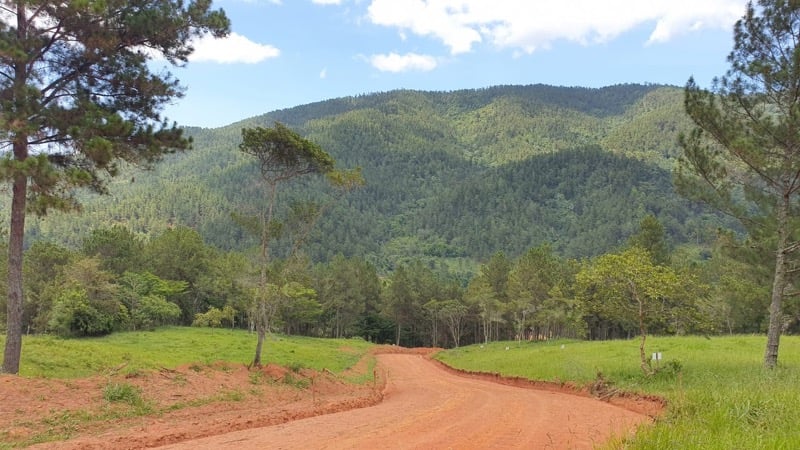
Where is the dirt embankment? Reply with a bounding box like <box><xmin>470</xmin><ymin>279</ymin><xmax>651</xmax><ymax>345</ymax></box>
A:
<box><xmin>0</xmin><ymin>346</ymin><xmax>663</xmax><ymax>449</ymax></box>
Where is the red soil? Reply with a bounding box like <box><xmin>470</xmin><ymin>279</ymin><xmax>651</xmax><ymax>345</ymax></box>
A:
<box><xmin>0</xmin><ymin>346</ymin><xmax>663</xmax><ymax>449</ymax></box>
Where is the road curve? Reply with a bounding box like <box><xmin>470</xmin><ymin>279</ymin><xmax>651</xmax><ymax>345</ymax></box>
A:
<box><xmin>158</xmin><ymin>354</ymin><xmax>650</xmax><ymax>449</ymax></box>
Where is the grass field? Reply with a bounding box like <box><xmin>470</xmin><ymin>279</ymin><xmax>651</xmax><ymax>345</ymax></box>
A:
<box><xmin>1</xmin><ymin>326</ymin><xmax>373</xmax><ymax>378</ymax></box>
<box><xmin>436</xmin><ymin>335</ymin><xmax>800</xmax><ymax>449</ymax></box>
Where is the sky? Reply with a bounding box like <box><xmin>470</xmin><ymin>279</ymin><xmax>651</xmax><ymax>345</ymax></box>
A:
<box><xmin>159</xmin><ymin>0</ymin><xmax>751</xmax><ymax>128</ymax></box>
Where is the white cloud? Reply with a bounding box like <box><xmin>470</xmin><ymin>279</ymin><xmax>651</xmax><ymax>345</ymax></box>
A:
<box><xmin>189</xmin><ymin>32</ymin><xmax>280</xmax><ymax>64</ymax></box>
<box><xmin>320</xmin><ymin>67</ymin><xmax>328</xmax><ymax>78</ymax></box>
<box><xmin>366</xmin><ymin>0</ymin><xmax>747</xmax><ymax>55</ymax></box>
<box><xmin>370</xmin><ymin>52</ymin><xmax>438</xmax><ymax>72</ymax></box>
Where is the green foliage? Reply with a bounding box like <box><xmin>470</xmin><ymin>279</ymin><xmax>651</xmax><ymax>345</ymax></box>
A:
<box><xmin>48</xmin><ymin>288</ymin><xmax>121</xmax><ymax>337</ymax></box>
<box><xmin>314</xmin><ymin>255</ymin><xmax>382</xmax><ymax>339</ymax></box>
<box><xmin>143</xmin><ymin>226</ymin><xmax>214</xmax><ymax>323</ymax></box>
<box><xmin>130</xmin><ymin>295</ymin><xmax>182</xmax><ymax>330</ymax></box>
<box><xmin>192</xmin><ymin>305</ymin><xmax>236</xmax><ymax>328</ymax></box>
<box><xmin>119</xmin><ymin>271</ymin><xmax>186</xmax><ymax>330</ymax></box>
<box><xmin>46</xmin><ymin>257</ymin><xmax>126</xmax><ymax>337</ymax></box>
<box><xmin>82</xmin><ymin>226</ymin><xmax>145</xmax><ymax>275</ymax></box>
<box><xmin>22</xmin><ymin>242</ymin><xmax>75</xmax><ymax>333</ymax></box>
<box><xmin>629</xmin><ymin>214</ymin><xmax>671</xmax><ymax>265</ymax></box>
<box><xmin>281</xmin><ymin>371</ymin><xmax>310</xmax><ymax>389</ymax></box>
<box><xmin>383</xmin><ymin>261</ymin><xmax>460</xmax><ymax>346</ymax></box>
<box><xmin>240</xmin><ymin>122</ymin><xmax>335</xmax><ymax>179</ymax></box>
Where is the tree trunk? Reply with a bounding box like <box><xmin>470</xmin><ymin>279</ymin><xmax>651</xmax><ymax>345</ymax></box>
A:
<box><xmin>252</xmin><ymin>182</ymin><xmax>277</xmax><ymax>368</ymax></box>
<box><xmin>631</xmin><ymin>281</ymin><xmax>654</xmax><ymax>376</ymax></box>
<box><xmin>764</xmin><ymin>193</ymin><xmax>790</xmax><ymax>369</ymax></box>
<box><xmin>2</xmin><ymin>172</ymin><xmax>27</xmax><ymax>374</ymax></box>
<box><xmin>253</xmin><ymin>327</ymin><xmax>265</xmax><ymax>367</ymax></box>
<box><xmin>3</xmin><ymin>10</ymin><xmax>30</xmax><ymax>375</ymax></box>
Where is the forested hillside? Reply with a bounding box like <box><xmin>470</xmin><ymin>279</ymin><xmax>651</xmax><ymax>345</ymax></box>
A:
<box><xmin>23</xmin><ymin>84</ymin><xmax>725</xmax><ymax>271</ymax></box>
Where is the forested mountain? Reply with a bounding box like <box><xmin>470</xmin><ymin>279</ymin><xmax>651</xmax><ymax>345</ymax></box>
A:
<box><xmin>22</xmin><ymin>83</ymin><xmax>726</xmax><ymax>272</ymax></box>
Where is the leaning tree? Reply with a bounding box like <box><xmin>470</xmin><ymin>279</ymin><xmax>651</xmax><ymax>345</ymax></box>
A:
<box><xmin>677</xmin><ymin>0</ymin><xmax>800</xmax><ymax>369</ymax></box>
<box><xmin>237</xmin><ymin>122</ymin><xmax>336</xmax><ymax>367</ymax></box>
<box><xmin>0</xmin><ymin>0</ymin><xmax>229</xmax><ymax>374</ymax></box>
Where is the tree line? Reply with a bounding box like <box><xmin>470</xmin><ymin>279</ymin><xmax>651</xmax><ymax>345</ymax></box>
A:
<box><xmin>3</xmin><ymin>215</ymin><xmax>794</xmax><ymax>361</ymax></box>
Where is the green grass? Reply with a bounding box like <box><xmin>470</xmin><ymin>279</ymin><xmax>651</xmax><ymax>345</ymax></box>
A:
<box><xmin>102</xmin><ymin>382</ymin><xmax>145</xmax><ymax>406</ymax></box>
<box><xmin>2</xmin><ymin>326</ymin><xmax>374</xmax><ymax>378</ymax></box>
<box><xmin>436</xmin><ymin>335</ymin><xmax>800</xmax><ymax>449</ymax></box>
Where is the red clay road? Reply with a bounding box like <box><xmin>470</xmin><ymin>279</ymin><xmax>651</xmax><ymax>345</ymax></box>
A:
<box><xmin>158</xmin><ymin>353</ymin><xmax>650</xmax><ymax>449</ymax></box>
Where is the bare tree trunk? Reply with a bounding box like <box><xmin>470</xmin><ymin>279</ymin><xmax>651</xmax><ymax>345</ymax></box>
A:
<box><xmin>3</xmin><ymin>172</ymin><xmax>27</xmax><ymax>374</ymax></box>
<box><xmin>252</xmin><ymin>182</ymin><xmax>277</xmax><ymax>367</ymax></box>
<box><xmin>253</xmin><ymin>328</ymin><xmax>265</xmax><ymax>367</ymax></box>
<box><xmin>764</xmin><ymin>193</ymin><xmax>790</xmax><ymax>369</ymax></box>
<box><xmin>3</xmin><ymin>13</ymin><xmax>30</xmax><ymax>374</ymax></box>
<box><xmin>630</xmin><ymin>281</ymin><xmax>654</xmax><ymax>376</ymax></box>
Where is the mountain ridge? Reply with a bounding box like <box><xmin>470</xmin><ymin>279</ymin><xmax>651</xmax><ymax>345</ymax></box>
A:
<box><xmin>23</xmin><ymin>83</ymin><xmax>725</xmax><ymax>271</ymax></box>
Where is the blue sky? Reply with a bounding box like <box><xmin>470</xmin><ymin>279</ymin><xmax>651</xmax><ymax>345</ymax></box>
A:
<box><xmin>161</xmin><ymin>0</ymin><xmax>749</xmax><ymax>128</ymax></box>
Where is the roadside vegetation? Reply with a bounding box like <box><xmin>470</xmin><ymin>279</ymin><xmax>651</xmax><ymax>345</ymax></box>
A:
<box><xmin>437</xmin><ymin>335</ymin><xmax>800</xmax><ymax>449</ymax></box>
<box><xmin>0</xmin><ymin>327</ymin><xmax>372</xmax><ymax>379</ymax></box>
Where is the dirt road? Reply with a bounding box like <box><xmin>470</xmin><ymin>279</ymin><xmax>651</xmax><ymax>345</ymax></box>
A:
<box><xmin>158</xmin><ymin>353</ymin><xmax>651</xmax><ymax>449</ymax></box>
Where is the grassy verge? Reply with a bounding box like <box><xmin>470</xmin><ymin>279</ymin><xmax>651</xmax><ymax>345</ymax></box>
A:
<box><xmin>2</xmin><ymin>326</ymin><xmax>374</xmax><ymax>378</ymax></box>
<box><xmin>1</xmin><ymin>328</ymin><xmax>375</xmax><ymax>448</ymax></box>
<box><xmin>436</xmin><ymin>335</ymin><xmax>800</xmax><ymax>449</ymax></box>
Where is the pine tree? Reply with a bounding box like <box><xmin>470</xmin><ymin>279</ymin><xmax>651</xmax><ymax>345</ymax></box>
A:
<box><xmin>677</xmin><ymin>0</ymin><xmax>800</xmax><ymax>368</ymax></box>
<box><xmin>0</xmin><ymin>0</ymin><xmax>229</xmax><ymax>374</ymax></box>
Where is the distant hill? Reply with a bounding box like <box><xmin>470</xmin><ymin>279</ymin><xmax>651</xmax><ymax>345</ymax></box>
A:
<box><xmin>24</xmin><ymin>83</ymin><xmax>728</xmax><ymax>271</ymax></box>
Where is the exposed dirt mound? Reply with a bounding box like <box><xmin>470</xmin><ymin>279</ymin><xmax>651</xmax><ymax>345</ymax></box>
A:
<box><xmin>1</xmin><ymin>355</ymin><xmax>382</xmax><ymax>449</ymax></box>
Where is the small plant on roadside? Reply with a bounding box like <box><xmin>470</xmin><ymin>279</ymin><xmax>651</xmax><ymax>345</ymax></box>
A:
<box><xmin>283</xmin><ymin>372</ymin><xmax>310</xmax><ymax>389</ymax></box>
<box><xmin>218</xmin><ymin>390</ymin><xmax>245</xmax><ymax>402</ymax></box>
<box><xmin>102</xmin><ymin>382</ymin><xmax>143</xmax><ymax>407</ymax></box>
<box><xmin>172</xmin><ymin>373</ymin><xmax>188</xmax><ymax>386</ymax></box>
<box><xmin>662</xmin><ymin>359</ymin><xmax>683</xmax><ymax>376</ymax></box>
<box><xmin>249</xmin><ymin>370</ymin><xmax>266</xmax><ymax>385</ymax></box>
<box><xmin>217</xmin><ymin>363</ymin><xmax>234</xmax><ymax>374</ymax></box>
<box><xmin>123</xmin><ymin>367</ymin><xmax>143</xmax><ymax>378</ymax></box>
<box><xmin>287</xmin><ymin>361</ymin><xmax>305</xmax><ymax>373</ymax></box>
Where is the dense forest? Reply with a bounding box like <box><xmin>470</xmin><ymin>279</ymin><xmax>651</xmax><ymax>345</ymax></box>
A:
<box><xmin>4</xmin><ymin>83</ymin><xmax>786</xmax><ymax>350</ymax></box>
<box><xmin>21</xmin><ymin>84</ymin><xmax>724</xmax><ymax>265</ymax></box>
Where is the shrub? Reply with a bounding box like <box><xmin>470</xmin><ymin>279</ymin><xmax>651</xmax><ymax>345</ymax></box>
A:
<box><xmin>103</xmin><ymin>382</ymin><xmax>143</xmax><ymax>406</ymax></box>
<box><xmin>48</xmin><ymin>288</ymin><xmax>124</xmax><ymax>337</ymax></box>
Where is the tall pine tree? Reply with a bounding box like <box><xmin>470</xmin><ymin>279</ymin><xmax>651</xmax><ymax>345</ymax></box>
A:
<box><xmin>677</xmin><ymin>0</ymin><xmax>800</xmax><ymax>368</ymax></box>
<box><xmin>0</xmin><ymin>0</ymin><xmax>229</xmax><ymax>373</ymax></box>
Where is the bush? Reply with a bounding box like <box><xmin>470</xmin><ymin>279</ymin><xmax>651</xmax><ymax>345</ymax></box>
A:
<box><xmin>48</xmin><ymin>288</ymin><xmax>125</xmax><ymax>337</ymax></box>
<box><xmin>131</xmin><ymin>295</ymin><xmax>182</xmax><ymax>330</ymax></box>
<box><xmin>192</xmin><ymin>305</ymin><xmax>236</xmax><ymax>328</ymax></box>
